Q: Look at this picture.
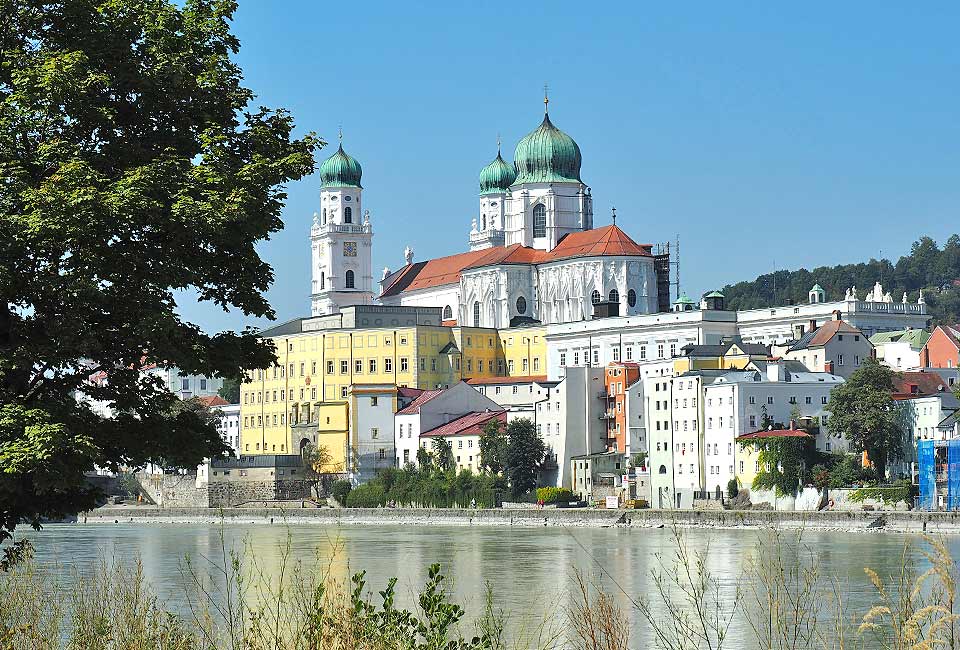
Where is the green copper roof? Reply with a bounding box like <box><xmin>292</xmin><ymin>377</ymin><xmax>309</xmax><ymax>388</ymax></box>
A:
<box><xmin>869</xmin><ymin>328</ymin><xmax>931</xmax><ymax>350</ymax></box>
<box><xmin>319</xmin><ymin>144</ymin><xmax>362</xmax><ymax>188</ymax></box>
<box><xmin>513</xmin><ymin>112</ymin><xmax>582</xmax><ymax>184</ymax></box>
<box><xmin>479</xmin><ymin>150</ymin><xmax>516</xmax><ymax>195</ymax></box>
<box><xmin>704</xmin><ymin>290</ymin><xmax>725</xmax><ymax>298</ymax></box>
<box><xmin>811</xmin><ymin>284</ymin><xmax>825</xmax><ymax>292</ymax></box>
<box><xmin>674</xmin><ymin>293</ymin><xmax>696</xmax><ymax>304</ymax></box>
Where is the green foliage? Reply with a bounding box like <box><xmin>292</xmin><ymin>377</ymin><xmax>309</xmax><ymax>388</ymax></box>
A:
<box><xmin>431</xmin><ymin>438</ymin><xmax>454</xmax><ymax>472</ymax></box>
<box><xmin>503</xmin><ymin>418</ymin><xmax>546</xmax><ymax>498</ymax></box>
<box><xmin>721</xmin><ymin>234</ymin><xmax>960</xmax><ymax>325</ymax></box>
<box><xmin>345</xmin><ymin>466</ymin><xmax>503</xmax><ymax>509</ymax></box>
<box><xmin>742</xmin><ymin>434</ymin><xmax>816</xmax><ymax>497</ymax></box>
<box><xmin>828</xmin><ymin>455</ymin><xmax>864</xmax><ymax>488</ymax></box>
<box><xmin>331</xmin><ymin>479</ymin><xmax>352</xmax><ymax>505</ymax></box>
<box><xmin>478</xmin><ymin>419</ymin><xmax>508</xmax><ymax>474</ymax></box>
<box><xmin>726</xmin><ymin>478</ymin><xmax>739</xmax><ymax>499</ymax></box>
<box><xmin>631</xmin><ymin>452</ymin><xmax>647</xmax><ymax>468</ymax></box>
<box><xmin>826</xmin><ymin>358</ymin><xmax>905</xmax><ymax>479</ymax></box>
<box><xmin>218</xmin><ymin>378</ymin><xmax>240</xmax><ymax>403</ymax></box>
<box><xmin>810</xmin><ymin>464</ymin><xmax>831</xmax><ymax>489</ymax></box>
<box><xmin>847</xmin><ymin>484</ymin><xmax>911</xmax><ymax>505</ymax></box>
<box><xmin>416</xmin><ymin>446</ymin><xmax>434</xmax><ymax>472</ymax></box>
<box><xmin>0</xmin><ymin>0</ymin><xmax>317</xmax><ymax>541</ymax></box>
<box><xmin>536</xmin><ymin>487</ymin><xmax>574</xmax><ymax>504</ymax></box>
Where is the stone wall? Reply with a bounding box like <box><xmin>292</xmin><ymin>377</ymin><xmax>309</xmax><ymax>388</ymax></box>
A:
<box><xmin>135</xmin><ymin>472</ymin><xmax>208</xmax><ymax>508</ymax></box>
<box><xmin>208</xmin><ymin>479</ymin><xmax>311</xmax><ymax>508</ymax></box>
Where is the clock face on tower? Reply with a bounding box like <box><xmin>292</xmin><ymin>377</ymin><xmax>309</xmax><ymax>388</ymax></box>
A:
<box><xmin>343</xmin><ymin>241</ymin><xmax>358</xmax><ymax>257</ymax></box>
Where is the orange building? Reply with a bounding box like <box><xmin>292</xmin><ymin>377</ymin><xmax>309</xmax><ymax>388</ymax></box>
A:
<box><xmin>603</xmin><ymin>362</ymin><xmax>641</xmax><ymax>454</ymax></box>
<box><xmin>921</xmin><ymin>324</ymin><xmax>960</xmax><ymax>369</ymax></box>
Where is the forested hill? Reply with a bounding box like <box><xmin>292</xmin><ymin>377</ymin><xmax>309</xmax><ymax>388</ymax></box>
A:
<box><xmin>720</xmin><ymin>235</ymin><xmax>960</xmax><ymax>325</ymax></box>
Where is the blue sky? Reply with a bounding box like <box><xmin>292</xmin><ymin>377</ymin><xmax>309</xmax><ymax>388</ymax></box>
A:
<box><xmin>179</xmin><ymin>1</ymin><xmax>960</xmax><ymax>334</ymax></box>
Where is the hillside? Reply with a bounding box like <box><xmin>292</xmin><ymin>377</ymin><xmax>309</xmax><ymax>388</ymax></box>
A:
<box><xmin>720</xmin><ymin>235</ymin><xmax>960</xmax><ymax>326</ymax></box>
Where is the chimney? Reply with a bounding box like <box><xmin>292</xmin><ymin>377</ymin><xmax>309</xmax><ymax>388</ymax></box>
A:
<box><xmin>766</xmin><ymin>360</ymin><xmax>785</xmax><ymax>382</ymax></box>
<box><xmin>788</xmin><ymin>419</ymin><xmax>796</xmax><ymax>430</ymax></box>
<box><xmin>825</xmin><ymin>361</ymin><xmax>834</xmax><ymax>374</ymax></box>
<box><xmin>808</xmin><ymin>319</ymin><xmax>817</xmax><ymax>333</ymax></box>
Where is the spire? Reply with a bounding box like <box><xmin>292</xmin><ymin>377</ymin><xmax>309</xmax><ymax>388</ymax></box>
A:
<box><xmin>338</xmin><ymin>125</ymin><xmax>343</xmax><ymax>143</ymax></box>
<box><xmin>496</xmin><ymin>133</ymin><xmax>501</xmax><ymax>156</ymax></box>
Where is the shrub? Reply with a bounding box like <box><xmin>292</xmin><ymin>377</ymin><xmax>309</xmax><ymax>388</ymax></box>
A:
<box><xmin>345</xmin><ymin>483</ymin><xmax>385</xmax><ymax>508</ymax></box>
<box><xmin>726</xmin><ymin>479</ymin><xmax>739</xmax><ymax>499</ymax></box>
<box><xmin>331</xmin><ymin>480</ymin><xmax>352</xmax><ymax>505</ymax></box>
<box><xmin>536</xmin><ymin>487</ymin><xmax>574</xmax><ymax>504</ymax></box>
<box><xmin>811</xmin><ymin>464</ymin><xmax>830</xmax><ymax>489</ymax></box>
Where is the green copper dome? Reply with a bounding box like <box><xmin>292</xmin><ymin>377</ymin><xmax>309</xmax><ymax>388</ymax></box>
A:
<box><xmin>319</xmin><ymin>144</ymin><xmax>362</xmax><ymax>189</ymax></box>
<box><xmin>513</xmin><ymin>112</ymin><xmax>582</xmax><ymax>184</ymax></box>
<box><xmin>479</xmin><ymin>150</ymin><xmax>516</xmax><ymax>195</ymax></box>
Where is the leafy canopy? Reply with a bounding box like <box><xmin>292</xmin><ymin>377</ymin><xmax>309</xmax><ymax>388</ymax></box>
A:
<box><xmin>0</xmin><ymin>0</ymin><xmax>318</xmax><ymax>540</ymax></box>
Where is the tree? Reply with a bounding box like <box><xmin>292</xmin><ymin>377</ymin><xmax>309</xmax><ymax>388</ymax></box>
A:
<box><xmin>826</xmin><ymin>359</ymin><xmax>905</xmax><ymax>479</ymax></box>
<box><xmin>301</xmin><ymin>443</ymin><xmax>334</xmax><ymax>497</ymax></box>
<box><xmin>431</xmin><ymin>438</ymin><xmax>454</xmax><ymax>472</ymax></box>
<box><xmin>0</xmin><ymin>0</ymin><xmax>318</xmax><ymax>543</ymax></box>
<box><xmin>503</xmin><ymin>418</ymin><xmax>546</xmax><ymax>498</ymax></box>
<box><xmin>478</xmin><ymin>419</ymin><xmax>508</xmax><ymax>474</ymax></box>
<box><xmin>218</xmin><ymin>378</ymin><xmax>241</xmax><ymax>403</ymax></box>
<box><xmin>416</xmin><ymin>447</ymin><xmax>434</xmax><ymax>473</ymax></box>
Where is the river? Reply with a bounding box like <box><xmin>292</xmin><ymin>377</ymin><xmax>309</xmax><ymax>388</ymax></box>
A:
<box><xmin>20</xmin><ymin>522</ymin><xmax>957</xmax><ymax>648</ymax></box>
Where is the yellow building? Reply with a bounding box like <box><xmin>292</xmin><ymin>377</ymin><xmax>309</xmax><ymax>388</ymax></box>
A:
<box><xmin>673</xmin><ymin>339</ymin><xmax>770</xmax><ymax>375</ymax></box>
<box><xmin>240</xmin><ymin>306</ymin><xmax>546</xmax><ymax>457</ymax></box>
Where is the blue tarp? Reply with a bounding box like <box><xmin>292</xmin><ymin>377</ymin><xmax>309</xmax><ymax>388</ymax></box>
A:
<box><xmin>919</xmin><ymin>440</ymin><xmax>936</xmax><ymax>511</ymax></box>
<box><xmin>949</xmin><ymin>440</ymin><xmax>960</xmax><ymax>511</ymax></box>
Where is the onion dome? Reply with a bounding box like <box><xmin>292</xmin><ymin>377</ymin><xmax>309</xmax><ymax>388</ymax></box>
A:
<box><xmin>479</xmin><ymin>149</ymin><xmax>516</xmax><ymax>195</ymax></box>
<box><xmin>319</xmin><ymin>143</ymin><xmax>362</xmax><ymax>189</ymax></box>
<box><xmin>513</xmin><ymin>111</ymin><xmax>582</xmax><ymax>184</ymax></box>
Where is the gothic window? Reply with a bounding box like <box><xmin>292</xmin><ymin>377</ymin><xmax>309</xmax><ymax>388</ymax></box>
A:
<box><xmin>533</xmin><ymin>204</ymin><xmax>546</xmax><ymax>238</ymax></box>
<box><xmin>516</xmin><ymin>296</ymin><xmax>527</xmax><ymax>314</ymax></box>
<box><xmin>345</xmin><ymin>270</ymin><xmax>355</xmax><ymax>289</ymax></box>
<box><xmin>443</xmin><ymin>305</ymin><xmax>453</xmax><ymax>319</ymax></box>
<box><xmin>609</xmin><ymin>289</ymin><xmax>619</xmax><ymax>304</ymax></box>
<box><xmin>591</xmin><ymin>290</ymin><xmax>601</xmax><ymax>304</ymax></box>
<box><xmin>473</xmin><ymin>301</ymin><xmax>481</xmax><ymax>327</ymax></box>
<box><xmin>344</xmin><ymin>206</ymin><xmax>352</xmax><ymax>223</ymax></box>
<box><xmin>628</xmin><ymin>289</ymin><xmax>637</xmax><ymax>307</ymax></box>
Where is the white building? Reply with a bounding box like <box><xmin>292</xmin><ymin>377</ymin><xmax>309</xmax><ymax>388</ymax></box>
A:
<box><xmin>781</xmin><ymin>318</ymin><xmax>874</xmax><ymax>379</ymax></box>
<box><xmin>871</xmin><ymin>329</ymin><xmax>930</xmax><ymax>371</ymax></box>
<box><xmin>210</xmin><ymin>400</ymin><xmax>240</xmax><ymax>456</ymax></box>
<box><xmin>348</xmin><ymin>384</ymin><xmax>398</xmax><ymax>484</ymax></box>
<box><xmin>394</xmin><ymin>381</ymin><xmax>500</xmax><ymax>468</ymax></box>
<box><xmin>467</xmin><ymin>375</ymin><xmax>552</xmax><ymax>421</ymax></box>
<box><xmin>419</xmin><ymin>411</ymin><xmax>506</xmax><ymax>474</ymax></box>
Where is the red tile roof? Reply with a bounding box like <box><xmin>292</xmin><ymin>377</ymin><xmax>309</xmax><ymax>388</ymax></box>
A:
<box><xmin>466</xmin><ymin>374</ymin><xmax>548</xmax><ymax>385</ymax></box>
<box><xmin>397</xmin><ymin>386</ymin><xmax>425</xmax><ymax>399</ymax></box>
<box><xmin>892</xmin><ymin>371</ymin><xmax>949</xmax><ymax>399</ymax></box>
<box><xmin>736</xmin><ymin>429</ymin><xmax>813</xmax><ymax>441</ymax></box>
<box><xmin>380</xmin><ymin>226</ymin><xmax>651</xmax><ymax>297</ymax></box>
<box><xmin>396</xmin><ymin>388</ymin><xmax>444</xmax><ymax>415</ymax></box>
<box><xmin>420</xmin><ymin>410</ymin><xmax>506</xmax><ymax>438</ymax></box>
<box><xmin>198</xmin><ymin>395</ymin><xmax>230</xmax><ymax>407</ymax></box>
<box><xmin>789</xmin><ymin>319</ymin><xmax>866</xmax><ymax>351</ymax></box>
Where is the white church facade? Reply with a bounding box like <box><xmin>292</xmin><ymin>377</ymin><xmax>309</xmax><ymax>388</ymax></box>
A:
<box><xmin>310</xmin><ymin>102</ymin><xmax>670</xmax><ymax>327</ymax></box>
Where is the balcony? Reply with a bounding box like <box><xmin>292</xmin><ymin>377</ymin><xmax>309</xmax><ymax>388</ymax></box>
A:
<box><xmin>597</xmin><ymin>391</ymin><xmax>615</xmax><ymax>399</ymax></box>
<box><xmin>599</xmin><ymin>412</ymin><xmax>615</xmax><ymax>420</ymax></box>
<box><xmin>312</xmin><ymin>223</ymin><xmax>372</xmax><ymax>235</ymax></box>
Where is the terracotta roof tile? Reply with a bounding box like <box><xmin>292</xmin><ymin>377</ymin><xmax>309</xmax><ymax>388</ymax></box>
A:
<box><xmin>420</xmin><ymin>410</ymin><xmax>506</xmax><ymax>438</ymax></box>
<box><xmin>737</xmin><ymin>429</ymin><xmax>813</xmax><ymax>440</ymax></box>
<box><xmin>396</xmin><ymin>388</ymin><xmax>444</xmax><ymax>415</ymax></box>
<box><xmin>892</xmin><ymin>371</ymin><xmax>949</xmax><ymax>398</ymax></box>
<box><xmin>788</xmin><ymin>319</ymin><xmax>865</xmax><ymax>351</ymax></box>
<box><xmin>198</xmin><ymin>395</ymin><xmax>230</xmax><ymax>407</ymax></box>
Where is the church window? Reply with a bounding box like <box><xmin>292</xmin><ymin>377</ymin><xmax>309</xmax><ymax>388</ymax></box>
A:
<box><xmin>345</xmin><ymin>270</ymin><xmax>355</xmax><ymax>289</ymax></box>
<box><xmin>533</xmin><ymin>204</ymin><xmax>546</xmax><ymax>238</ymax></box>
<box><xmin>591</xmin><ymin>290</ymin><xmax>601</xmax><ymax>304</ymax></box>
<box><xmin>628</xmin><ymin>289</ymin><xmax>637</xmax><ymax>307</ymax></box>
<box><xmin>473</xmin><ymin>301</ymin><xmax>481</xmax><ymax>327</ymax></box>
<box><xmin>344</xmin><ymin>206</ymin><xmax>353</xmax><ymax>223</ymax></box>
<box><xmin>609</xmin><ymin>289</ymin><xmax>619</xmax><ymax>304</ymax></box>
<box><xmin>443</xmin><ymin>305</ymin><xmax>453</xmax><ymax>320</ymax></box>
<box><xmin>516</xmin><ymin>296</ymin><xmax>527</xmax><ymax>314</ymax></box>
<box><xmin>322</xmin><ymin>208</ymin><xmax>327</xmax><ymax>224</ymax></box>
<box><xmin>320</xmin><ymin>272</ymin><xmax>325</xmax><ymax>290</ymax></box>
<box><xmin>481</xmin><ymin>215</ymin><xmax>486</xmax><ymax>230</ymax></box>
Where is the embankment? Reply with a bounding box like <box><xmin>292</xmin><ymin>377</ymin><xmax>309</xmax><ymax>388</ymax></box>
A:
<box><xmin>81</xmin><ymin>506</ymin><xmax>960</xmax><ymax>533</ymax></box>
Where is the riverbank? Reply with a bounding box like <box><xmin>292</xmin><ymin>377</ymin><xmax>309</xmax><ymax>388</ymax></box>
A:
<box><xmin>81</xmin><ymin>505</ymin><xmax>960</xmax><ymax>533</ymax></box>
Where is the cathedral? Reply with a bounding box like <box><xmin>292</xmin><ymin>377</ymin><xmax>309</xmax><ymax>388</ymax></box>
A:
<box><xmin>310</xmin><ymin>102</ymin><xmax>670</xmax><ymax>327</ymax></box>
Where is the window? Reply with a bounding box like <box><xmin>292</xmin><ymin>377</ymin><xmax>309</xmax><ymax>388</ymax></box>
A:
<box><xmin>838</xmin><ymin>354</ymin><xmax>844</xmax><ymax>366</ymax></box>
<box><xmin>369</xmin><ymin>359</ymin><xmax>377</xmax><ymax>373</ymax></box>
<box><xmin>822</xmin><ymin>396</ymin><xmax>828</xmax><ymax>404</ymax></box>
<box><xmin>560</xmin><ymin>352</ymin><xmax>567</xmax><ymax>366</ymax></box>
<box><xmin>371</xmin><ymin>396</ymin><xmax>378</xmax><ymax>407</ymax></box>
<box><xmin>806</xmin><ymin>396</ymin><xmax>812</xmax><ymax>404</ymax></box>
<box><xmin>385</xmin><ymin>358</ymin><xmax>393</xmax><ymax>373</ymax></box>
<box><xmin>613</xmin><ymin>347</ymin><xmax>620</xmax><ymax>361</ymax></box>
<box><xmin>200</xmin><ymin>379</ymin><xmax>207</xmax><ymax>390</ymax></box>
<box><xmin>181</xmin><ymin>378</ymin><xmax>190</xmax><ymax>390</ymax></box>
<box><xmin>516</xmin><ymin>296</ymin><xmax>527</xmax><ymax>314</ymax></box>
<box><xmin>855</xmin><ymin>355</ymin><xmax>860</xmax><ymax>366</ymax></box>
<box><xmin>640</xmin><ymin>346</ymin><xmax>647</xmax><ymax>360</ymax></box>
<box><xmin>400</xmin><ymin>357</ymin><xmax>409</xmax><ymax>372</ymax></box>
<box><xmin>327</xmin><ymin>360</ymin><xmax>334</xmax><ymax>374</ymax></box>
<box><xmin>533</xmin><ymin>203</ymin><xmax>546</xmax><ymax>238</ymax></box>
<box><xmin>443</xmin><ymin>305</ymin><xmax>452</xmax><ymax>319</ymax></box>
<box><xmin>345</xmin><ymin>270</ymin><xmax>355</xmax><ymax>289</ymax></box>
<box><xmin>340</xmin><ymin>360</ymin><xmax>348</xmax><ymax>374</ymax></box>
<box><xmin>625</xmin><ymin>346</ymin><xmax>633</xmax><ymax>361</ymax></box>
<box><xmin>371</xmin><ymin>428</ymin><xmax>379</xmax><ymax>439</ymax></box>
<box><xmin>573</xmin><ymin>352</ymin><xmax>579</xmax><ymax>365</ymax></box>
<box><xmin>344</xmin><ymin>206</ymin><xmax>352</xmax><ymax>223</ymax></box>
<box><xmin>508</xmin><ymin>360</ymin><xmax>514</xmax><ymax>373</ymax></box>
<box><xmin>628</xmin><ymin>289</ymin><xmax>637</xmax><ymax>307</ymax></box>
<box><xmin>657</xmin><ymin>344</ymin><xmax>664</xmax><ymax>358</ymax></box>
<box><xmin>591</xmin><ymin>290</ymin><xmax>601</xmax><ymax>304</ymax></box>
<box><xmin>609</xmin><ymin>289</ymin><xmax>619</xmax><ymax>304</ymax></box>
<box><xmin>473</xmin><ymin>301</ymin><xmax>481</xmax><ymax>327</ymax></box>
<box><xmin>320</xmin><ymin>272</ymin><xmax>325</xmax><ymax>289</ymax></box>
<box><xmin>749</xmin><ymin>396</ymin><xmax>755</xmax><ymax>405</ymax></box>
<box><xmin>341</xmin><ymin>386</ymin><xmax>348</xmax><ymax>398</ymax></box>
<box><xmin>767</xmin><ymin>396</ymin><xmax>774</xmax><ymax>405</ymax></box>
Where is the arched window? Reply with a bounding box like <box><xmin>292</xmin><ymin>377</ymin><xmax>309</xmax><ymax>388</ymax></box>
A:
<box><xmin>322</xmin><ymin>208</ymin><xmax>327</xmax><ymax>224</ymax></box>
<box><xmin>609</xmin><ymin>289</ymin><xmax>619</xmax><ymax>304</ymax></box>
<box><xmin>533</xmin><ymin>204</ymin><xmax>546</xmax><ymax>238</ymax></box>
<box><xmin>443</xmin><ymin>305</ymin><xmax>453</xmax><ymax>319</ymax></box>
<box><xmin>344</xmin><ymin>206</ymin><xmax>352</xmax><ymax>223</ymax></box>
<box><xmin>345</xmin><ymin>270</ymin><xmax>355</xmax><ymax>289</ymax></box>
<box><xmin>591</xmin><ymin>290</ymin><xmax>601</xmax><ymax>304</ymax></box>
<box><xmin>473</xmin><ymin>301</ymin><xmax>481</xmax><ymax>327</ymax></box>
<box><xmin>516</xmin><ymin>296</ymin><xmax>527</xmax><ymax>314</ymax></box>
<box><xmin>320</xmin><ymin>272</ymin><xmax>325</xmax><ymax>290</ymax></box>
<box><xmin>628</xmin><ymin>289</ymin><xmax>637</xmax><ymax>307</ymax></box>
<box><xmin>481</xmin><ymin>215</ymin><xmax>486</xmax><ymax>230</ymax></box>
<box><xmin>659</xmin><ymin>465</ymin><xmax>667</xmax><ymax>475</ymax></box>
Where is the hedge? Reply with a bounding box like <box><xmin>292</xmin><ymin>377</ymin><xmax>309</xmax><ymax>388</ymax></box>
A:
<box><xmin>536</xmin><ymin>487</ymin><xmax>574</xmax><ymax>504</ymax></box>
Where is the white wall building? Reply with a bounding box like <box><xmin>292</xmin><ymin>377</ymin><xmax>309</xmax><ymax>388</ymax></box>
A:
<box><xmin>349</xmin><ymin>384</ymin><xmax>398</xmax><ymax>484</ymax></box>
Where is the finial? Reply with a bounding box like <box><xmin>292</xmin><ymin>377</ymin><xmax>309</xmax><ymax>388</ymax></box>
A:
<box><xmin>543</xmin><ymin>83</ymin><xmax>549</xmax><ymax>113</ymax></box>
<box><xmin>496</xmin><ymin>133</ymin><xmax>501</xmax><ymax>154</ymax></box>
<box><xmin>338</xmin><ymin>125</ymin><xmax>343</xmax><ymax>142</ymax></box>
<box><xmin>611</xmin><ymin>206</ymin><xmax>617</xmax><ymax>225</ymax></box>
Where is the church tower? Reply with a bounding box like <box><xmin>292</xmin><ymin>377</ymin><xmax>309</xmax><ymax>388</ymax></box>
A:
<box><xmin>504</xmin><ymin>93</ymin><xmax>592</xmax><ymax>251</ymax></box>
<box><xmin>469</xmin><ymin>141</ymin><xmax>515</xmax><ymax>251</ymax></box>
<box><xmin>311</xmin><ymin>137</ymin><xmax>374</xmax><ymax>316</ymax></box>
